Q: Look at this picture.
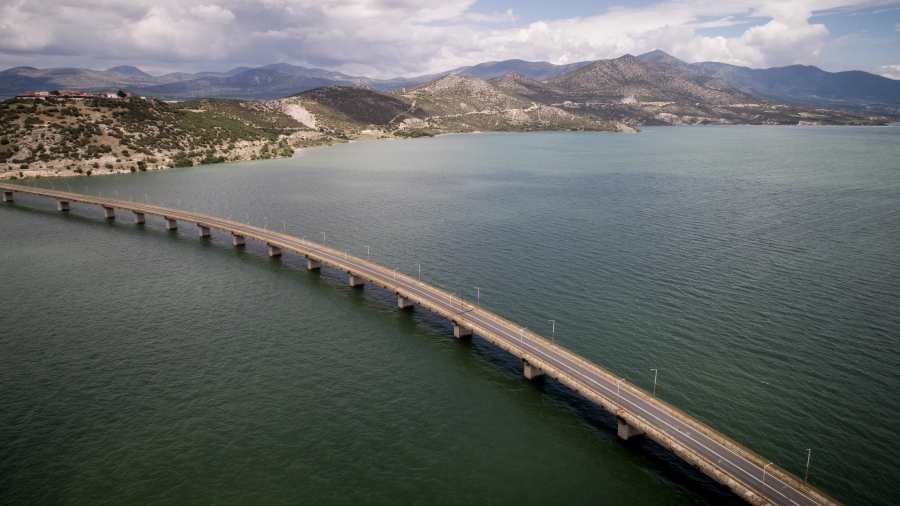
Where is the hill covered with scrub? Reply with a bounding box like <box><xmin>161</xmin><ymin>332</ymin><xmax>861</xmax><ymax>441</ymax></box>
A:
<box><xmin>0</xmin><ymin>80</ymin><xmax>628</xmax><ymax>179</ymax></box>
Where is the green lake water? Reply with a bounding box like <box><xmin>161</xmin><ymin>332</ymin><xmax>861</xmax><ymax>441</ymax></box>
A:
<box><xmin>1</xmin><ymin>126</ymin><xmax>898</xmax><ymax>505</ymax></box>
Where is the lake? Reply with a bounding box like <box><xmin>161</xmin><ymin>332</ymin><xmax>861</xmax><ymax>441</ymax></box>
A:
<box><xmin>1</xmin><ymin>126</ymin><xmax>898</xmax><ymax>505</ymax></box>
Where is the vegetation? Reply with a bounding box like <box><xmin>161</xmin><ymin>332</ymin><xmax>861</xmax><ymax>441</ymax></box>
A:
<box><xmin>0</xmin><ymin>96</ymin><xmax>334</xmax><ymax>178</ymax></box>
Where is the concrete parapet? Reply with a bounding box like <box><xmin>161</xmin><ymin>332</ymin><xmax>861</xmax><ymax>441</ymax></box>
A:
<box><xmin>165</xmin><ymin>217</ymin><xmax>177</xmax><ymax>230</ymax></box>
<box><xmin>198</xmin><ymin>224</ymin><xmax>210</xmax><ymax>237</ymax></box>
<box><xmin>232</xmin><ymin>233</ymin><xmax>245</xmax><ymax>246</ymax></box>
<box><xmin>1</xmin><ymin>190</ymin><xmax>13</xmax><ymax>202</ymax></box>
<box><xmin>349</xmin><ymin>273</ymin><xmax>365</xmax><ymax>287</ymax></box>
<box><xmin>616</xmin><ymin>416</ymin><xmax>645</xmax><ymax>440</ymax></box>
<box><xmin>306</xmin><ymin>256</ymin><xmax>322</xmax><ymax>270</ymax></box>
<box><xmin>398</xmin><ymin>294</ymin><xmax>414</xmax><ymax>309</ymax></box>
<box><xmin>523</xmin><ymin>359</ymin><xmax>545</xmax><ymax>380</ymax></box>
<box><xmin>453</xmin><ymin>322</ymin><xmax>472</xmax><ymax>339</ymax></box>
<box><xmin>103</xmin><ymin>206</ymin><xmax>115</xmax><ymax>219</ymax></box>
<box><xmin>267</xmin><ymin>244</ymin><xmax>282</xmax><ymax>257</ymax></box>
<box><xmin>56</xmin><ymin>200</ymin><xmax>69</xmax><ymax>211</ymax></box>
<box><xmin>133</xmin><ymin>211</ymin><xmax>145</xmax><ymax>224</ymax></box>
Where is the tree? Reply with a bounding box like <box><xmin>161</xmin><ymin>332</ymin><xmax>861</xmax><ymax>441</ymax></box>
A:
<box><xmin>117</xmin><ymin>90</ymin><xmax>127</xmax><ymax>98</ymax></box>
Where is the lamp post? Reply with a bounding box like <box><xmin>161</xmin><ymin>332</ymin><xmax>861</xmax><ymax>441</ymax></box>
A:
<box><xmin>144</xmin><ymin>194</ymin><xmax>148</xmax><ymax>202</ymax></box>
<box><xmin>365</xmin><ymin>245</ymin><xmax>369</xmax><ymax>260</ymax></box>
<box><xmin>760</xmin><ymin>462</ymin><xmax>773</xmax><ymax>505</ymax></box>
<box><xmin>475</xmin><ymin>287</ymin><xmax>480</xmax><ymax>307</ymax></box>
<box><xmin>323</xmin><ymin>232</ymin><xmax>326</xmax><ymax>245</ymax></box>
<box><xmin>549</xmin><ymin>319</ymin><xmax>555</xmax><ymax>343</ymax></box>
<box><xmin>417</xmin><ymin>263</ymin><xmax>421</xmax><ymax>280</ymax></box>
<box><xmin>281</xmin><ymin>220</ymin><xmax>285</xmax><ymax>232</ymax></box>
<box><xmin>651</xmin><ymin>368</ymin><xmax>658</xmax><ymax>396</ymax></box>
<box><xmin>263</xmin><ymin>216</ymin><xmax>267</xmax><ymax>229</ymax></box>
<box><xmin>805</xmin><ymin>449</ymin><xmax>811</xmax><ymax>484</ymax></box>
<box><xmin>616</xmin><ymin>378</ymin><xmax>623</xmax><ymax>413</ymax></box>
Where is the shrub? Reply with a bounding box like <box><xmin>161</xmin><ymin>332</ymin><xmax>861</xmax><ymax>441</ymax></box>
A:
<box><xmin>92</xmin><ymin>162</ymin><xmax>99</xmax><ymax>168</ymax></box>
<box><xmin>104</xmin><ymin>163</ymin><xmax>113</xmax><ymax>169</ymax></box>
<box><xmin>19</xmin><ymin>164</ymin><xmax>27</xmax><ymax>170</ymax></box>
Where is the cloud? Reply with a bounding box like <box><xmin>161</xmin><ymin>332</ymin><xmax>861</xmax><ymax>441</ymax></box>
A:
<box><xmin>0</xmin><ymin>0</ymin><xmax>885</xmax><ymax>76</ymax></box>
<box><xmin>876</xmin><ymin>64</ymin><xmax>900</xmax><ymax>79</ymax></box>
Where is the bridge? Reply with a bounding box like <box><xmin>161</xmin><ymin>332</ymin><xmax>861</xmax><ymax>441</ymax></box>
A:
<box><xmin>1</xmin><ymin>183</ymin><xmax>841</xmax><ymax>506</ymax></box>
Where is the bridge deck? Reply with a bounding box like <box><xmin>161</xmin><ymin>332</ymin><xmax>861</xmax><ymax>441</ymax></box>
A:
<box><xmin>0</xmin><ymin>183</ymin><xmax>841</xmax><ymax>506</ymax></box>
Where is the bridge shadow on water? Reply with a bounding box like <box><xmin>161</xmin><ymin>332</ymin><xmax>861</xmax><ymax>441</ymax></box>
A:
<box><xmin>4</xmin><ymin>196</ymin><xmax>746</xmax><ymax>505</ymax></box>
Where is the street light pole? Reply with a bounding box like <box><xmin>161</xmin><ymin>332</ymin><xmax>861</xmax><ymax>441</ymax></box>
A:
<box><xmin>365</xmin><ymin>245</ymin><xmax>369</xmax><ymax>260</ymax></box>
<box><xmin>549</xmin><ymin>319</ymin><xmax>555</xmax><ymax>343</ymax></box>
<box><xmin>651</xmin><ymin>368</ymin><xmax>658</xmax><ymax>396</ymax></box>
<box><xmin>760</xmin><ymin>462</ymin><xmax>773</xmax><ymax>506</ymax></box>
<box><xmin>616</xmin><ymin>378</ymin><xmax>623</xmax><ymax>413</ymax></box>
<box><xmin>805</xmin><ymin>449</ymin><xmax>811</xmax><ymax>484</ymax></box>
<box><xmin>281</xmin><ymin>220</ymin><xmax>285</xmax><ymax>232</ymax></box>
<box><xmin>475</xmin><ymin>287</ymin><xmax>480</xmax><ymax>307</ymax></box>
<box><xmin>417</xmin><ymin>263</ymin><xmax>421</xmax><ymax>280</ymax></box>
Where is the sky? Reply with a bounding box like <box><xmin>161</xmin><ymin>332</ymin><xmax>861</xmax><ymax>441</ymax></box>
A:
<box><xmin>0</xmin><ymin>0</ymin><xmax>898</xmax><ymax>79</ymax></box>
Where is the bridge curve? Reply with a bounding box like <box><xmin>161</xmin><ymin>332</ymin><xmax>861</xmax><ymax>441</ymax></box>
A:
<box><xmin>1</xmin><ymin>183</ymin><xmax>841</xmax><ymax>506</ymax></box>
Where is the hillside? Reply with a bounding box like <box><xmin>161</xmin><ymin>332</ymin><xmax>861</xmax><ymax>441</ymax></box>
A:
<box><xmin>0</xmin><ymin>97</ymin><xmax>334</xmax><ymax>179</ymax></box>
<box><xmin>637</xmin><ymin>50</ymin><xmax>900</xmax><ymax>115</ymax></box>
<box><xmin>487</xmin><ymin>55</ymin><xmax>896</xmax><ymax>126</ymax></box>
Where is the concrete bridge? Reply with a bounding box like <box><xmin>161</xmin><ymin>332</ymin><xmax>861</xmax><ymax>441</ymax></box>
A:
<box><xmin>1</xmin><ymin>183</ymin><xmax>842</xmax><ymax>506</ymax></box>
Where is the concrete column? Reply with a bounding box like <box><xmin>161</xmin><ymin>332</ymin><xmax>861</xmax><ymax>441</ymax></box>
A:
<box><xmin>231</xmin><ymin>233</ymin><xmax>245</xmax><ymax>246</ymax></box>
<box><xmin>102</xmin><ymin>206</ymin><xmax>115</xmax><ymax>219</ymax></box>
<box><xmin>133</xmin><ymin>211</ymin><xmax>145</xmax><ymax>224</ymax></box>
<box><xmin>267</xmin><ymin>243</ymin><xmax>282</xmax><ymax>257</ymax></box>
<box><xmin>349</xmin><ymin>273</ymin><xmax>364</xmax><ymax>287</ymax></box>
<box><xmin>616</xmin><ymin>416</ymin><xmax>645</xmax><ymax>440</ymax></box>
<box><xmin>164</xmin><ymin>217</ymin><xmax>177</xmax><ymax>230</ymax></box>
<box><xmin>306</xmin><ymin>256</ymin><xmax>322</xmax><ymax>270</ymax></box>
<box><xmin>198</xmin><ymin>224</ymin><xmax>210</xmax><ymax>237</ymax></box>
<box><xmin>56</xmin><ymin>200</ymin><xmax>70</xmax><ymax>211</ymax></box>
<box><xmin>1</xmin><ymin>190</ymin><xmax>13</xmax><ymax>202</ymax></box>
<box><xmin>453</xmin><ymin>322</ymin><xmax>472</xmax><ymax>339</ymax></box>
<box><xmin>398</xmin><ymin>294</ymin><xmax>414</xmax><ymax>309</ymax></box>
<box><xmin>523</xmin><ymin>359</ymin><xmax>545</xmax><ymax>380</ymax></box>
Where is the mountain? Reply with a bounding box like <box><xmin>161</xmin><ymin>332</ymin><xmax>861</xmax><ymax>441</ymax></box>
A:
<box><xmin>106</xmin><ymin>65</ymin><xmax>152</xmax><ymax>77</ymax></box>
<box><xmin>636</xmin><ymin>50</ymin><xmax>900</xmax><ymax>114</ymax></box>
<box><xmin>453</xmin><ymin>59</ymin><xmax>592</xmax><ymax>81</ymax></box>
<box><xmin>489</xmin><ymin>55</ymin><xmax>894</xmax><ymax>126</ymax></box>
<box><xmin>135</xmin><ymin>69</ymin><xmax>344</xmax><ymax>100</ymax></box>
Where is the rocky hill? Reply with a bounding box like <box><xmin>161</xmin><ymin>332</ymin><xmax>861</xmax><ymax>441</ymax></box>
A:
<box><xmin>637</xmin><ymin>50</ymin><xmax>900</xmax><ymax>115</ymax></box>
<box><xmin>487</xmin><ymin>55</ymin><xmax>895</xmax><ymax>126</ymax></box>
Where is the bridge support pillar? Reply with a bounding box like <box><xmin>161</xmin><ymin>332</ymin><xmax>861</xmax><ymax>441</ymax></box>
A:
<box><xmin>133</xmin><ymin>211</ymin><xmax>145</xmax><ymax>224</ymax></box>
<box><xmin>165</xmin><ymin>217</ymin><xmax>177</xmax><ymax>230</ymax></box>
<box><xmin>523</xmin><ymin>359</ymin><xmax>545</xmax><ymax>380</ymax></box>
<box><xmin>306</xmin><ymin>256</ymin><xmax>321</xmax><ymax>270</ymax></box>
<box><xmin>1</xmin><ymin>190</ymin><xmax>13</xmax><ymax>202</ymax></box>
<box><xmin>349</xmin><ymin>273</ymin><xmax>365</xmax><ymax>287</ymax></box>
<box><xmin>616</xmin><ymin>416</ymin><xmax>644</xmax><ymax>440</ymax></box>
<box><xmin>453</xmin><ymin>322</ymin><xmax>472</xmax><ymax>339</ymax></box>
<box><xmin>102</xmin><ymin>206</ymin><xmax>115</xmax><ymax>219</ymax></box>
<box><xmin>267</xmin><ymin>244</ymin><xmax>282</xmax><ymax>257</ymax></box>
<box><xmin>56</xmin><ymin>200</ymin><xmax>69</xmax><ymax>211</ymax></box>
<box><xmin>398</xmin><ymin>294</ymin><xmax>414</xmax><ymax>309</ymax></box>
<box><xmin>232</xmin><ymin>233</ymin><xmax>245</xmax><ymax>246</ymax></box>
<box><xmin>198</xmin><ymin>224</ymin><xmax>210</xmax><ymax>237</ymax></box>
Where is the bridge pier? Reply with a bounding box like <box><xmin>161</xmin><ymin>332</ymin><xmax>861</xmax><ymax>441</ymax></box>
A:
<box><xmin>1</xmin><ymin>190</ymin><xmax>12</xmax><ymax>202</ymax></box>
<box><xmin>306</xmin><ymin>256</ymin><xmax>322</xmax><ymax>270</ymax></box>
<box><xmin>349</xmin><ymin>273</ymin><xmax>365</xmax><ymax>287</ymax></box>
<box><xmin>398</xmin><ymin>294</ymin><xmax>414</xmax><ymax>309</ymax></box>
<box><xmin>133</xmin><ymin>211</ymin><xmax>145</xmax><ymax>224</ymax></box>
<box><xmin>164</xmin><ymin>217</ymin><xmax>177</xmax><ymax>230</ymax></box>
<box><xmin>523</xmin><ymin>359</ymin><xmax>545</xmax><ymax>380</ymax></box>
<box><xmin>102</xmin><ymin>206</ymin><xmax>115</xmax><ymax>219</ymax></box>
<box><xmin>453</xmin><ymin>322</ymin><xmax>472</xmax><ymax>339</ymax></box>
<box><xmin>198</xmin><ymin>224</ymin><xmax>210</xmax><ymax>237</ymax></box>
<box><xmin>267</xmin><ymin>244</ymin><xmax>282</xmax><ymax>257</ymax></box>
<box><xmin>616</xmin><ymin>416</ymin><xmax>645</xmax><ymax>440</ymax></box>
<box><xmin>231</xmin><ymin>233</ymin><xmax>245</xmax><ymax>246</ymax></box>
<box><xmin>56</xmin><ymin>200</ymin><xmax>69</xmax><ymax>211</ymax></box>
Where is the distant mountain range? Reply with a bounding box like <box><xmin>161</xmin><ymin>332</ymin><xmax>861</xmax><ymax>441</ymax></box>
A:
<box><xmin>1</xmin><ymin>51</ymin><xmax>898</xmax><ymax>118</ymax></box>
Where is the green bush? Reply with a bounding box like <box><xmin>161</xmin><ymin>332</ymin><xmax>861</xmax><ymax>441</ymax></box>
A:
<box><xmin>105</xmin><ymin>163</ymin><xmax>113</xmax><ymax>169</ymax></box>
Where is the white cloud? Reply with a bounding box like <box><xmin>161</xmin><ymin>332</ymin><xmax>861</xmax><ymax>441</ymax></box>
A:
<box><xmin>876</xmin><ymin>64</ymin><xmax>900</xmax><ymax>79</ymax></box>
<box><xmin>0</xmin><ymin>0</ymin><xmax>886</xmax><ymax>76</ymax></box>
